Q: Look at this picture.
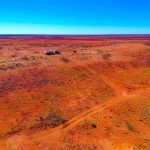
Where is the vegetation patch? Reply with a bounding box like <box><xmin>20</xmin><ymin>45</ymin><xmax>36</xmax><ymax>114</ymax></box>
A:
<box><xmin>60</xmin><ymin>57</ymin><xmax>70</xmax><ymax>64</ymax></box>
<box><xmin>141</xmin><ymin>104</ymin><xmax>150</xmax><ymax>120</ymax></box>
<box><xmin>125</xmin><ymin>121</ymin><xmax>134</xmax><ymax>132</ymax></box>
<box><xmin>101</xmin><ymin>52</ymin><xmax>111</xmax><ymax>60</ymax></box>
<box><xmin>29</xmin><ymin>110</ymin><xmax>67</xmax><ymax>132</ymax></box>
<box><xmin>84</xmin><ymin>119</ymin><xmax>97</xmax><ymax>129</ymax></box>
<box><xmin>7</xmin><ymin>125</ymin><xmax>21</xmax><ymax>135</ymax></box>
<box><xmin>47</xmin><ymin>110</ymin><xmax>67</xmax><ymax>127</ymax></box>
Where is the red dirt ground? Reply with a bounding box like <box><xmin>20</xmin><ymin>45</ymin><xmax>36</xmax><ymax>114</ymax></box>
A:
<box><xmin>0</xmin><ymin>36</ymin><xmax>150</xmax><ymax>150</ymax></box>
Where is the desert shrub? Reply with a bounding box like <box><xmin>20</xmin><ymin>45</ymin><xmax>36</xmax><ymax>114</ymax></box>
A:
<box><xmin>21</xmin><ymin>55</ymin><xmax>29</xmax><ymax>61</ymax></box>
<box><xmin>47</xmin><ymin>110</ymin><xmax>66</xmax><ymax>127</ymax></box>
<box><xmin>49</xmin><ymin>92</ymin><xmax>60</xmax><ymax>103</ymax></box>
<box><xmin>60</xmin><ymin>57</ymin><xmax>70</xmax><ymax>64</ymax></box>
<box><xmin>30</xmin><ymin>110</ymin><xmax>67</xmax><ymax>131</ymax></box>
<box><xmin>125</xmin><ymin>121</ymin><xmax>134</xmax><ymax>131</ymax></box>
<box><xmin>116</xmin><ymin>62</ymin><xmax>127</xmax><ymax>69</ymax></box>
<box><xmin>7</xmin><ymin>125</ymin><xmax>20</xmax><ymax>135</ymax></box>
<box><xmin>102</xmin><ymin>53</ymin><xmax>111</xmax><ymax>60</ymax></box>
<box><xmin>12</xmin><ymin>63</ymin><xmax>24</xmax><ymax>69</ymax></box>
<box><xmin>97</xmin><ymin>49</ymin><xmax>103</xmax><ymax>54</ymax></box>
<box><xmin>73</xmin><ymin>50</ymin><xmax>77</xmax><ymax>53</ymax></box>
<box><xmin>141</xmin><ymin>105</ymin><xmax>150</xmax><ymax>120</ymax></box>
<box><xmin>91</xmin><ymin>122</ymin><xmax>97</xmax><ymax>128</ymax></box>
<box><xmin>85</xmin><ymin>120</ymin><xmax>97</xmax><ymax>129</ymax></box>
<box><xmin>11</xmin><ymin>53</ymin><xmax>18</xmax><ymax>58</ymax></box>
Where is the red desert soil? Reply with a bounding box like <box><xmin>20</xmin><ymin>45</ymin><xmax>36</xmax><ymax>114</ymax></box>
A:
<box><xmin>0</xmin><ymin>36</ymin><xmax>150</xmax><ymax>150</ymax></box>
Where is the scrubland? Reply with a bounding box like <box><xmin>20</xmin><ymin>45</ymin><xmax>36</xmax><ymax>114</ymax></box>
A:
<box><xmin>0</xmin><ymin>36</ymin><xmax>149</xmax><ymax>149</ymax></box>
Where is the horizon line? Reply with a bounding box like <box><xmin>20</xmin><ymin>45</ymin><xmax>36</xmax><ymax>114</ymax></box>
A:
<box><xmin>0</xmin><ymin>34</ymin><xmax>150</xmax><ymax>36</ymax></box>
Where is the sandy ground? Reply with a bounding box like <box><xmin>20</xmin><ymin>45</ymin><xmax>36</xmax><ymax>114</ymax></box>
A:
<box><xmin>0</xmin><ymin>36</ymin><xmax>150</xmax><ymax>150</ymax></box>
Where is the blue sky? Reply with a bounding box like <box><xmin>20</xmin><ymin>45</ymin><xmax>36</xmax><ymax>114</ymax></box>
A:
<box><xmin>0</xmin><ymin>0</ymin><xmax>150</xmax><ymax>34</ymax></box>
